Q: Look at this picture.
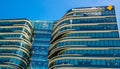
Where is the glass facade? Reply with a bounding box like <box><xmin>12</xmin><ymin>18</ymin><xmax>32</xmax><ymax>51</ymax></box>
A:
<box><xmin>49</xmin><ymin>6</ymin><xmax>120</xmax><ymax>69</ymax></box>
<box><xmin>30</xmin><ymin>21</ymin><xmax>54</xmax><ymax>69</ymax></box>
<box><xmin>0</xmin><ymin>19</ymin><xmax>33</xmax><ymax>69</ymax></box>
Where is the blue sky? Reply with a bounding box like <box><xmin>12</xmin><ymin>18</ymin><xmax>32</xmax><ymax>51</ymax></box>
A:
<box><xmin>0</xmin><ymin>0</ymin><xmax>120</xmax><ymax>22</ymax></box>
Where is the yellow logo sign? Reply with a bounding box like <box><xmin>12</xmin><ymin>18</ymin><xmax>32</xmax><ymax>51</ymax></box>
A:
<box><xmin>107</xmin><ymin>5</ymin><xmax>113</xmax><ymax>10</ymax></box>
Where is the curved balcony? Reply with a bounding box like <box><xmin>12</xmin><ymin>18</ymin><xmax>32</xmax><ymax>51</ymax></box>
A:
<box><xmin>49</xmin><ymin>56</ymin><xmax>120</xmax><ymax>69</ymax></box>
<box><xmin>53</xmin><ymin>16</ymin><xmax>116</xmax><ymax>31</ymax></box>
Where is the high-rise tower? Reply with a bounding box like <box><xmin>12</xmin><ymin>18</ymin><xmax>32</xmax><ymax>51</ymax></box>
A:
<box><xmin>0</xmin><ymin>19</ymin><xmax>33</xmax><ymax>69</ymax></box>
<box><xmin>48</xmin><ymin>6</ymin><xmax>120</xmax><ymax>69</ymax></box>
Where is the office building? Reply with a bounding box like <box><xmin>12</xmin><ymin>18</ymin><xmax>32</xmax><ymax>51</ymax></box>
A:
<box><xmin>0</xmin><ymin>19</ymin><xmax>33</xmax><ymax>69</ymax></box>
<box><xmin>48</xmin><ymin>6</ymin><xmax>120</xmax><ymax>69</ymax></box>
<box><xmin>30</xmin><ymin>21</ymin><xmax>54</xmax><ymax>69</ymax></box>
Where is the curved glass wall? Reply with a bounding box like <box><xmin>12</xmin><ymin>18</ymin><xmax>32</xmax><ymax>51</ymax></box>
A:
<box><xmin>49</xmin><ymin>6</ymin><xmax>120</xmax><ymax>69</ymax></box>
<box><xmin>0</xmin><ymin>19</ymin><xmax>33</xmax><ymax>69</ymax></box>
